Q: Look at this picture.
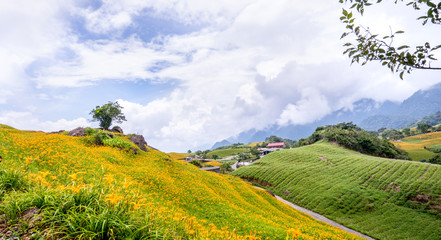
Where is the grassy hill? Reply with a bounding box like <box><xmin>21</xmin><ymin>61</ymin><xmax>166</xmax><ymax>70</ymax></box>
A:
<box><xmin>232</xmin><ymin>141</ymin><xmax>441</xmax><ymax>240</ymax></box>
<box><xmin>0</xmin><ymin>124</ymin><xmax>360</xmax><ymax>239</ymax></box>
<box><xmin>206</xmin><ymin>148</ymin><xmax>249</xmax><ymax>159</ymax></box>
<box><xmin>392</xmin><ymin>131</ymin><xmax>441</xmax><ymax>161</ymax></box>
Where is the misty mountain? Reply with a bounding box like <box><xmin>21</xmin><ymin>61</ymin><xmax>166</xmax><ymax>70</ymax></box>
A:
<box><xmin>210</xmin><ymin>139</ymin><xmax>232</xmax><ymax>150</ymax></box>
<box><xmin>221</xmin><ymin>82</ymin><xmax>441</xmax><ymax>145</ymax></box>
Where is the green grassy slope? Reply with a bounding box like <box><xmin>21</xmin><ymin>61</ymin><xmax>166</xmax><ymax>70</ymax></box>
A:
<box><xmin>0</xmin><ymin>124</ymin><xmax>361</xmax><ymax>239</ymax></box>
<box><xmin>206</xmin><ymin>148</ymin><xmax>248</xmax><ymax>159</ymax></box>
<box><xmin>232</xmin><ymin>141</ymin><xmax>441</xmax><ymax>240</ymax></box>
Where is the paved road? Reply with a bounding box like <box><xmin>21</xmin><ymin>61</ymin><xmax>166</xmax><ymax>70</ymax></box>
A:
<box><xmin>254</xmin><ymin>187</ymin><xmax>375</xmax><ymax>240</ymax></box>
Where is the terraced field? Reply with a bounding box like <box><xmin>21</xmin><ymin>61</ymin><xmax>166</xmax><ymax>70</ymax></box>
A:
<box><xmin>392</xmin><ymin>131</ymin><xmax>441</xmax><ymax>160</ymax></box>
<box><xmin>232</xmin><ymin>141</ymin><xmax>441</xmax><ymax>240</ymax></box>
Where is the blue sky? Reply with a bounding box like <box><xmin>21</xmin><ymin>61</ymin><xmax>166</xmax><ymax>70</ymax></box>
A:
<box><xmin>1</xmin><ymin>0</ymin><xmax>440</xmax><ymax>152</ymax></box>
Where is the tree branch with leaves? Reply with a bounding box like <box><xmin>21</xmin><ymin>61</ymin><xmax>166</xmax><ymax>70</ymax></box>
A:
<box><xmin>339</xmin><ymin>0</ymin><xmax>441</xmax><ymax>79</ymax></box>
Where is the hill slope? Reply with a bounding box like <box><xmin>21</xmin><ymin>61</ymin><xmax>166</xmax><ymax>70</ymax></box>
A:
<box><xmin>392</xmin><ymin>131</ymin><xmax>441</xmax><ymax>161</ymax></box>
<box><xmin>0</xmin><ymin>124</ymin><xmax>360</xmax><ymax>239</ymax></box>
<box><xmin>232</xmin><ymin>141</ymin><xmax>441</xmax><ymax>240</ymax></box>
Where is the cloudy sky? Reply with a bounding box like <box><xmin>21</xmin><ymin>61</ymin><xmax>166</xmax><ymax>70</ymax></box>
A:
<box><xmin>1</xmin><ymin>0</ymin><xmax>440</xmax><ymax>152</ymax></box>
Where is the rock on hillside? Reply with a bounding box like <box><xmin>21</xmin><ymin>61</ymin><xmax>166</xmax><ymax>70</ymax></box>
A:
<box><xmin>66</xmin><ymin>127</ymin><xmax>86</xmax><ymax>137</ymax></box>
<box><xmin>130</xmin><ymin>135</ymin><xmax>148</xmax><ymax>151</ymax></box>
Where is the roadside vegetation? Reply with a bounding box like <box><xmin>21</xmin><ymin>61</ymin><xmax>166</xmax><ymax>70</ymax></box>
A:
<box><xmin>0</xmin><ymin>124</ymin><xmax>361</xmax><ymax>239</ymax></box>
<box><xmin>232</xmin><ymin>141</ymin><xmax>441</xmax><ymax>240</ymax></box>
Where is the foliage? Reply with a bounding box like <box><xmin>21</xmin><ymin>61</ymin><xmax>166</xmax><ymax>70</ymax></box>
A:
<box><xmin>0</xmin><ymin>170</ymin><xmax>28</xmax><ymax>193</ymax></box>
<box><xmin>0</xmin><ymin>124</ymin><xmax>361</xmax><ymax>239</ymax></box>
<box><xmin>380</xmin><ymin>128</ymin><xmax>404</xmax><ymax>140</ymax></box>
<box><xmin>90</xmin><ymin>101</ymin><xmax>126</xmax><ymax>130</ymax></box>
<box><xmin>0</xmin><ymin>185</ymin><xmax>158</xmax><ymax>239</ymax></box>
<box><xmin>233</xmin><ymin>141</ymin><xmax>441</xmax><ymax>240</ymax></box>
<box><xmin>339</xmin><ymin>0</ymin><xmax>441</xmax><ymax>79</ymax></box>
<box><xmin>295</xmin><ymin>122</ymin><xmax>409</xmax><ymax>159</ymax></box>
<box><xmin>256</xmin><ymin>136</ymin><xmax>296</xmax><ymax>148</ymax></box>
<box><xmin>189</xmin><ymin>160</ymin><xmax>202</xmax><ymax>168</ymax></box>
<box><xmin>426</xmin><ymin>143</ymin><xmax>441</xmax><ymax>153</ymax></box>
<box><xmin>102</xmin><ymin>138</ymin><xmax>133</xmax><ymax>151</ymax></box>
<box><xmin>213</xmin><ymin>143</ymin><xmax>249</xmax><ymax>150</ymax></box>
<box><xmin>84</xmin><ymin>127</ymin><xmax>134</xmax><ymax>152</ymax></box>
<box><xmin>429</xmin><ymin>154</ymin><xmax>441</xmax><ymax>164</ymax></box>
<box><xmin>418</xmin><ymin>122</ymin><xmax>432</xmax><ymax>133</ymax></box>
<box><xmin>220</xmin><ymin>163</ymin><xmax>233</xmax><ymax>174</ymax></box>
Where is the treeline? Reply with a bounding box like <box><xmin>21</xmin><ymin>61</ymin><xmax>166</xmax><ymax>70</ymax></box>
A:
<box><xmin>255</xmin><ymin>135</ymin><xmax>296</xmax><ymax>148</ymax></box>
<box><xmin>295</xmin><ymin>122</ymin><xmax>409</xmax><ymax>159</ymax></box>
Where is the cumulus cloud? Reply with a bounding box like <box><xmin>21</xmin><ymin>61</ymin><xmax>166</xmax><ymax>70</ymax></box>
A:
<box><xmin>0</xmin><ymin>111</ymin><xmax>88</xmax><ymax>132</ymax></box>
<box><xmin>1</xmin><ymin>0</ymin><xmax>440</xmax><ymax>152</ymax></box>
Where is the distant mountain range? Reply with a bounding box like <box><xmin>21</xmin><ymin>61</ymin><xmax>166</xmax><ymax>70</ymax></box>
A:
<box><xmin>211</xmin><ymin>82</ymin><xmax>441</xmax><ymax>149</ymax></box>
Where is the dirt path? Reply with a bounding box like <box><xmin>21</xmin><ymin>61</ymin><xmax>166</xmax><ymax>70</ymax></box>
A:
<box><xmin>254</xmin><ymin>187</ymin><xmax>375</xmax><ymax>240</ymax></box>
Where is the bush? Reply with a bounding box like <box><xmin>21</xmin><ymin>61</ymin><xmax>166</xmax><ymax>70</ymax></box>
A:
<box><xmin>189</xmin><ymin>160</ymin><xmax>202</xmax><ymax>168</ymax></box>
<box><xmin>84</xmin><ymin>128</ymin><xmax>111</xmax><ymax>146</ymax></box>
<box><xmin>429</xmin><ymin>154</ymin><xmax>441</xmax><ymax>165</ymax></box>
<box><xmin>103</xmin><ymin>138</ymin><xmax>133</xmax><ymax>151</ymax></box>
<box><xmin>294</xmin><ymin>122</ymin><xmax>409</xmax><ymax>159</ymax></box>
<box><xmin>220</xmin><ymin>163</ymin><xmax>233</xmax><ymax>174</ymax></box>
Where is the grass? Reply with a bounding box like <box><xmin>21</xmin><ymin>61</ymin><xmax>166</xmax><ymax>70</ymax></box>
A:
<box><xmin>392</xmin><ymin>131</ymin><xmax>441</xmax><ymax>160</ymax></box>
<box><xmin>232</xmin><ymin>141</ymin><xmax>441</xmax><ymax>240</ymax></box>
<box><xmin>206</xmin><ymin>148</ymin><xmax>249</xmax><ymax>159</ymax></box>
<box><xmin>0</xmin><ymin>124</ymin><xmax>360</xmax><ymax>239</ymax></box>
<box><xmin>167</xmin><ymin>152</ymin><xmax>189</xmax><ymax>161</ymax></box>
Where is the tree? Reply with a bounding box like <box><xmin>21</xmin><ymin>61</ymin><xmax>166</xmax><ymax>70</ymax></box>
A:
<box><xmin>417</xmin><ymin>122</ymin><xmax>432</xmax><ymax>133</ymax></box>
<box><xmin>380</xmin><ymin>129</ymin><xmax>404</xmax><ymax>140</ymax></box>
<box><xmin>402</xmin><ymin>127</ymin><xmax>411</xmax><ymax>136</ymax></box>
<box><xmin>339</xmin><ymin>0</ymin><xmax>441</xmax><ymax>79</ymax></box>
<box><xmin>90</xmin><ymin>101</ymin><xmax>126</xmax><ymax>130</ymax></box>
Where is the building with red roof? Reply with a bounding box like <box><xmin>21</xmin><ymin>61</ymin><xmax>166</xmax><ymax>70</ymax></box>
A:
<box><xmin>267</xmin><ymin>142</ymin><xmax>285</xmax><ymax>148</ymax></box>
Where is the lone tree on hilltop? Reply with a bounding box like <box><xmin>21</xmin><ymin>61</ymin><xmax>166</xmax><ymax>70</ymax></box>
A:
<box><xmin>339</xmin><ymin>0</ymin><xmax>441</xmax><ymax>79</ymax></box>
<box><xmin>90</xmin><ymin>101</ymin><xmax>126</xmax><ymax>130</ymax></box>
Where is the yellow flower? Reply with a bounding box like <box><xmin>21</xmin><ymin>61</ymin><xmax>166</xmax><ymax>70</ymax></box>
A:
<box><xmin>105</xmin><ymin>194</ymin><xmax>123</xmax><ymax>205</ymax></box>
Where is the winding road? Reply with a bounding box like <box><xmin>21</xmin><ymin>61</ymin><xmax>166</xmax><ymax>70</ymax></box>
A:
<box><xmin>254</xmin><ymin>187</ymin><xmax>375</xmax><ymax>240</ymax></box>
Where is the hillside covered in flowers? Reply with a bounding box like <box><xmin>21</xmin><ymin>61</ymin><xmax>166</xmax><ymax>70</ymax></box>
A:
<box><xmin>0</xmin><ymin>124</ymin><xmax>361</xmax><ymax>239</ymax></box>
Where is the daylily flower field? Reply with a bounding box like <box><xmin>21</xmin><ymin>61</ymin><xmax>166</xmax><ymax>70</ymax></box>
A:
<box><xmin>0</xmin><ymin>124</ymin><xmax>361</xmax><ymax>239</ymax></box>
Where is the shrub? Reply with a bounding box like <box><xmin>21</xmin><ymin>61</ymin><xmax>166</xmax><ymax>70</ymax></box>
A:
<box><xmin>294</xmin><ymin>122</ymin><xmax>409</xmax><ymax>159</ymax></box>
<box><xmin>189</xmin><ymin>160</ymin><xmax>202</xmax><ymax>168</ymax></box>
<box><xmin>429</xmin><ymin>154</ymin><xmax>441</xmax><ymax>165</ymax></box>
<box><xmin>220</xmin><ymin>163</ymin><xmax>233</xmax><ymax>174</ymax></box>
<box><xmin>103</xmin><ymin>138</ymin><xmax>133</xmax><ymax>150</ymax></box>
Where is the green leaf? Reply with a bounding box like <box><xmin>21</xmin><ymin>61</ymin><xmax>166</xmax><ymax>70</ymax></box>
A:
<box><xmin>400</xmin><ymin>71</ymin><xmax>404</xmax><ymax>80</ymax></box>
<box><xmin>343</xmin><ymin>9</ymin><xmax>348</xmax><ymax>16</ymax></box>
<box><xmin>395</xmin><ymin>30</ymin><xmax>405</xmax><ymax>34</ymax></box>
<box><xmin>397</xmin><ymin>45</ymin><xmax>410</xmax><ymax>50</ymax></box>
<box><xmin>427</xmin><ymin>1</ymin><xmax>436</xmax><ymax>8</ymax></box>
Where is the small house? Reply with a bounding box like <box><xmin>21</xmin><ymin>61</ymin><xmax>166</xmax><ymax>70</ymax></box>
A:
<box><xmin>267</xmin><ymin>142</ymin><xmax>285</xmax><ymax>149</ymax></box>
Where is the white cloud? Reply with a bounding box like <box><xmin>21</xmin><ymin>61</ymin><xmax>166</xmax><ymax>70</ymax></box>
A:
<box><xmin>33</xmin><ymin>37</ymin><xmax>183</xmax><ymax>87</ymax></box>
<box><xmin>1</xmin><ymin>0</ymin><xmax>440</xmax><ymax>152</ymax></box>
<box><xmin>0</xmin><ymin>111</ymin><xmax>88</xmax><ymax>132</ymax></box>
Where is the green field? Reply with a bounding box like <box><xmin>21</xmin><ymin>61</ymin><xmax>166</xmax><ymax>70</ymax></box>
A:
<box><xmin>393</xmin><ymin>131</ymin><xmax>441</xmax><ymax>161</ymax></box>
<box><xmin>232</xmin><ymin>141</ymin><xmax>441</xmax><ymax>240</ymax></box>
<box><xmin>206</xmin><ymin>148</ymin><xmax>249</xmax><ymax>159</ymax></box>
<box><xmin>0</xmin><ymin>124</ymin><xmax>360</xmax><ymax>239</ymax></box>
